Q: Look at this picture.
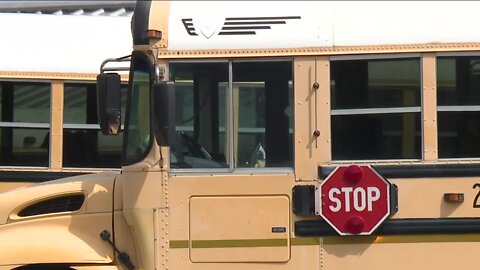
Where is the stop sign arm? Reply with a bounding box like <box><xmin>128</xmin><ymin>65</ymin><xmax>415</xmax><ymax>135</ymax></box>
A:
<box><xmin>293</xmin><ymin>165</ymin><xmax>399</xmax><ymax>236</ymax></box>
<box><xmin>292</xmin><ymin>182</ymin><xmax>398</xmax><ymax>217</ymax></box>
<box><xmin>390</xmin><ymin>183</ymin><xmax>399</xmax><ymax>216</ymax></box>
<box><xmin>292</xmin><ymin>185</ymin><xmax>316</xmax><ymax>215</ymax></box>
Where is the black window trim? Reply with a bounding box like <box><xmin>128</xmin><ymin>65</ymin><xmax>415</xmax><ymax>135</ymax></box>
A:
<box><xmin>122</xmin><ymin>51</ymin><xmax>155</xmax><ymax>166</ymax></box>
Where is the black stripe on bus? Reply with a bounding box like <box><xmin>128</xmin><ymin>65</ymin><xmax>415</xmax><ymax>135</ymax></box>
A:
<box><xmin>319</xmin><ymin>163</ymin><xmax>480</xmax><ymax>179</ymax></box>
<box><xmin>225</xmin><ymin>16</ymin><xmax>301</xmax><ymax>21</ymax></box>
<box><xmin>218</xmin><ymin>31</ymin><xmax>256</xmax><ymax>35</ymax></box>
<box><xmin>295</xmin><ymin>218</ymin><xmax>480</xmax><ymax>237</ymax></box>
<box><xmin>224</xmin><ymin>21</ymin><xmax>287</xmax><ymax>25</ymax></box>
<box><xmin>221</xmin><ymin>26</ymin><xmax>271</xmax><ymax>30</ymax></box>
<box><xmin>0</xmin><ymin>171</ymin><xmax>88</xmax><ymax>183</ymax></box>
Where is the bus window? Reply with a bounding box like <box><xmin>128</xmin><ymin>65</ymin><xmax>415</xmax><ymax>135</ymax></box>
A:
<box><xmin>437</xmin><ymin>56</ymin><xmax>480</xmax><ymax>158</ymax></box>
<box><xmin>170</xmin><ymin>62</ymin><xmax>229</xmax><ymax>169</ymax></box>
<box><xmin>63</xmin><ymin>82</ymin><xmax>127</xmax><ymax>168</ymax></box>
<box><xmin>170</xmin><ymin>61</ymin><xmax>293</xmax><ymax>170</ymax></box>
<box><xmin>232</xmin><ymin>61</ymin><xmax>293</xmax><ymax>168</ymax></box>
<box><xmin>330</xmin><ymin>57</ymin><xmax>421</xmax><ymax>160</ymax></box>
<box><xmin>0</xmin><ymin>81</ymin><xmax>50</xmax><ymax>167</ymax></box>
<box><xmin>124</xmin><ymin>57</ymin><xmax>153</xmax><ymax>164</ymax></box>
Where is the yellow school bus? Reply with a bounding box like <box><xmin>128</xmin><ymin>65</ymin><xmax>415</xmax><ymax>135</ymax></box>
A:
<box><xmin>3</xmin><ymin>1</ymin><xmax>480</xmax><ymax>269</ymax></box>
<box><xmin>0</xmin><ymin>12</ymin><xmax>131</xmax><ymax>193</ymax></box>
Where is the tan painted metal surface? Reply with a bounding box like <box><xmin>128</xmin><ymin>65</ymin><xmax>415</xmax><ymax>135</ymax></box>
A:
<box><xmin>293</xmin><ymin>57</ymin><xmax>320</xmax><ymax>181</ymax></box>
<box><xmin>0</xmin><ymin>182</ymin><xmax>33</xmax><ymax>193</ymax></box>
<box><xmin>166</xmin><ymin>174</ymin><xmax>319</xmax><ymax>270</ymax></box>
<box><xmin>149</xmin><ymin>1</ymin><xmax>170</xmax><ymax>49</ymax></box>
<box><xmin>315</xmin><ymin>57</ymin><xmax>332</xmax><ymax>165</ymax></box>
<box><xmin>158</xmin><ymin>43</ymin><xmax>480</xmax><ymax>60</ymax></box>
<box><xmin>390</xmin><ymin>178</ymin><xmax>480</xmax><ymax>219</ymax></box>
<box><xmin>322</xmin><ymin>236</ymin><xmax>480</xmax><ymax>270</ymax></box>
<box><xmin>0</xmin><ymin>173</ymin><xmax>117</xmax><ymax>266</ymax></box>
<box><xmin>119</xmin><ymin>146</ymin><xmax>166</xmax><ymax>270</ymax></box>
<box><xmin>50</xmin><ymin>80</ymin><xmax>64</xmax><ymax>171</ymax></box>
<box><xmin>0</xmin><ymin>173</ymin><xmax>116</xmax><ymax>224</ymax></box>
<box><xmin>189</xmin><ymin>196</ymin><xmax>290</xmax><ymax>262</ymax></box>
<box><xmin>422</xmin><ymin>53</ymin><xmax>438</xmax><ymax>161</ymax></box>
<box><xmin>0</xmin><ymin>213</ymin><xmax>113</xmax><ymax>265</ymax></box>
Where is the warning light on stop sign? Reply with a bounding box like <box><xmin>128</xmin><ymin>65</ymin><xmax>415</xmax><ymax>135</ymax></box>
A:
<box><xmin>317</xmin><ymin>165</ymin><xmax>392</xmax><ymax>235</ymax></box>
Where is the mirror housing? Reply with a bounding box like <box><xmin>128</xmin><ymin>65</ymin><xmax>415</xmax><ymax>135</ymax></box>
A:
<box><xmin>152</xmin><ymin>81</ymin><xmax>176</xmax><ymax>146</ymax></box>
<box><xmin>97</xmin><ymin>73</ymin><xmax>122</xmax><ymax>135</ymax></box>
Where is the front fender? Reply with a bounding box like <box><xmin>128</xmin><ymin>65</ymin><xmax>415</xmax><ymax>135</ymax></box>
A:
<box><xmin>0</xmin><ymin>173</ymin><xmax>118</xmax><ymax>266</ymax></box>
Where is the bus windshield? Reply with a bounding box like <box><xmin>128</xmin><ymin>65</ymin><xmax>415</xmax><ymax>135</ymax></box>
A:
<box><xmin>124</xmin><ymin>55</ymin><xmax>152</xmax><ymax>164</ymax></box>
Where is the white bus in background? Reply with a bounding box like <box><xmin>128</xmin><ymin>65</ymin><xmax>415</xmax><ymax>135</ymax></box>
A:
<box><xmin>0</xmin><ymin>11</ymin><xmax>131</xmax><ymax>191</ymax></box>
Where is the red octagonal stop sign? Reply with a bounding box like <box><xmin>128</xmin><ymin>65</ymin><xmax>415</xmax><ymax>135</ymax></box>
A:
<box><xmin>318</xmin><ymin>165</ymin><xmax>391</xmax><ymax>235</ymax></box>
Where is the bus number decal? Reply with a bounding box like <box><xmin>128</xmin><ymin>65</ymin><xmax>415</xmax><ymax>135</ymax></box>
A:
<box><xmin>473</xmin><ymin>183</ymin><xmax>480</xmax><ymax>208</ymax></box>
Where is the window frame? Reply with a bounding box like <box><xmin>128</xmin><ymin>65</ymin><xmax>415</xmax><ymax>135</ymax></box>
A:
<box><xmin>169</xmin><ymin>58</ymin><xmax>295</xmax><ymax>175</ymax></box>
<box><xmin>436</xmin><ymin>52</ymin><xmax>480</xmax><ymax>160</ymax></box>
<box><xmin>122</xmin><ymin>51</ymin><xmax>155</xmax><ymax>166</ymax></box>
<box><xmin>0</xmin><ymin>79</ymin><xmax>51</xmax><ymax>168</ymax></box>
<box><xmin>329</xmin><ymin>54</ymin><xmax>423</xmax><ymax>162</ymax></box>
<box><xmin>62</xmin><ymin>81</ymin><xmax>127</xmax><ymax>169</ymax></box>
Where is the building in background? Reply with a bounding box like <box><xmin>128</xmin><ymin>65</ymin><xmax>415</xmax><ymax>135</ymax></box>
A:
<box><xmin>0</xmin><ymin>1</ymin><xmax>135</xmax><ymax>16</ymax></box>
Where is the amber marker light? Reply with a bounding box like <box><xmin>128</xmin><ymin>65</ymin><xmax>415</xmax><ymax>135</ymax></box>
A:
<box><xmin>146</xmin><ymin>30</ymin><xmax>162</xmax><ymax>40</ymax></box>
<box><xmin>443</xmin><ymin>193</ymin><xmax>464</xmax><ymax>203</ymax></box>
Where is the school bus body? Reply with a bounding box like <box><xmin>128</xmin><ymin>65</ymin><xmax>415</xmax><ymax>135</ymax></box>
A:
<box><xmin>3</xmin><ymin>1</ymin><xmax>480</xmax><ymax>269</ymax></box>
<box><xmin>0</xmin><ymin>12</ymin><xmax>131</xmax><ymax>193</ymax></box>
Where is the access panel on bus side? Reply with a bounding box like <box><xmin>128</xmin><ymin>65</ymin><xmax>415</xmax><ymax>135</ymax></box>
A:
<box><xmin>189</xmin><ymin>195</ymin><xmax>290</xmax><ymax>263</ymax></box>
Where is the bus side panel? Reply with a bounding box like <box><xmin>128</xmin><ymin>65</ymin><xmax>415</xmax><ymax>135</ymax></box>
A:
<box><xmin>323</xmin><ymin>238</ymin><xmax>480</xmax><ymax>270</ymax></box>
<box><xmin>189</xmin><ymin>196</ymin><xmax>290</xmax><ymax>263</ymax></box>
<box><xmin>167</xmin><ymin>174</ymin><xmax>321</xmax><ymax>270</ymax></box>
<box><xmin>0</xmin><ymin>213</ymin><xmax>113</xmax><ymax>266</ymax></box>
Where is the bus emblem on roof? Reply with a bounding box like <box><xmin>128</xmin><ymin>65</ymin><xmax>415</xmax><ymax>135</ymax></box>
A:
<box><xmin>182</xmin><ymin>16</ymin><xmax>301</xmax><ymax>38</ymax></box>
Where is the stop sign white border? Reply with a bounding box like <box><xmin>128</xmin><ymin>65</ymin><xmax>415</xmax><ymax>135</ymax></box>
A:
<box><xmin>316</xmin><ymin>165</ymin><xmax>391</xmax><ymax>236</ymax></box>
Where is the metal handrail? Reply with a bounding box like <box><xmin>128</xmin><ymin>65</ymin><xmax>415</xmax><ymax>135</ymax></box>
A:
<box><xmin>99</xmin><ymin>55</ymin><xmax>131</xmax><ymax>74</ymax></box>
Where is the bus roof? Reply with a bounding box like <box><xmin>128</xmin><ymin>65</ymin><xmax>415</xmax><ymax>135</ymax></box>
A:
<box><xmin>166</xmin><ymin>1</ymin><xmax>480</xmax><ymax>51</ymax></box>
<box><xmin>0</xmin><ymin>12</ymin><xmax>132</xmax><ymax>74</ymax></box>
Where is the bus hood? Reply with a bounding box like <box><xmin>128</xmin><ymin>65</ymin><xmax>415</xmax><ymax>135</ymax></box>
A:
<box><xmin>0</xmin><ymin>172</ymin><xmax>119</xmax><ymax>225</ymax></box>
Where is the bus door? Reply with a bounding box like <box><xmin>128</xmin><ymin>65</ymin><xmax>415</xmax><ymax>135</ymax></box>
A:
<box><xmin>167</xmin><ymin>60</ymin><xmax>295</xmax><ymax>268</ymax></box>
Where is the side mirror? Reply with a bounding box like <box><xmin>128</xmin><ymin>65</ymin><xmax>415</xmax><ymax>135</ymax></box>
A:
<box><xmin>97</xmin><ymin>73</ymin><xmax>122</xmax><ymax>135</ymax></box>
<box><xmin>152</xmin><ymin>81</ymin><xmax>176</xmax><ymax>146</ymax></box>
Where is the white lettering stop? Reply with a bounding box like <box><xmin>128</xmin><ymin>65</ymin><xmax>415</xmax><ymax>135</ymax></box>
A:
<box><xmin>328</xmin><ymin>187</ymin><xmax>380</xmax><ymax>212</ymax></box>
